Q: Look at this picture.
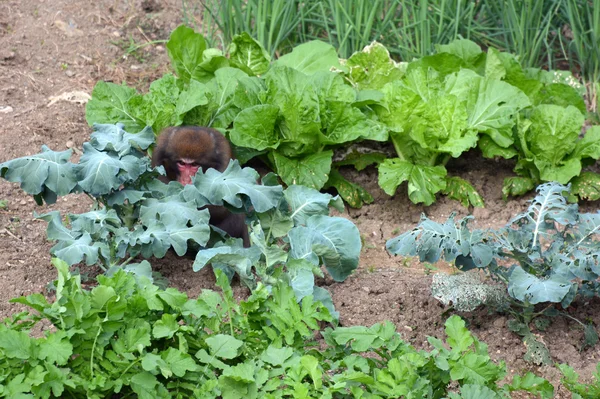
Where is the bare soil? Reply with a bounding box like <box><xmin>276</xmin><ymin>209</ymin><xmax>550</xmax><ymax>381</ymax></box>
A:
<box><xmin>1</xmin><ymin>1</ymin><xmax>599</xmax><ymax>396</ymax></box>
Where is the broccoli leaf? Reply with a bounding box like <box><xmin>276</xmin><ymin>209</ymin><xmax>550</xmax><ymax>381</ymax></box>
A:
<box><xmin>288</xmin><ymin>215</ymin><xmax>361</xmax><ymax>281</ymax></box>
<box><xmin>75</xmin><ymin>143</ymin><xmax>146</xmax><ymax>196</ymax></box>
<box><xmin>284</xmin><ymin>185</ymin><xmax>342</xmax><ymax>225</ymax></box>
<box><xmin>188</xmin><ymin>160</ymin><xmax>283</xmax><ymax>212</ymax></box>
<box><xmin>0</xmin><ymin>146</ymin><xmax>77</xmax><ymax>204</ymax></box>
<box><xmin>508</xmin><ymin>267</ymin><xmax>572</xmax><ymax>305</ymax></box>
<box><xmin>90</xmin><ymin>123</ymin><xmax>154</xmax><ymax>155</ymax></box>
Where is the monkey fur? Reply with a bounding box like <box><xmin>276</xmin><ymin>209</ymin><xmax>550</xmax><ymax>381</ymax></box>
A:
<box><xmin>152</xmin><ymin>126</ymin><xmax>249</xmax><ymax>247</ymax></box>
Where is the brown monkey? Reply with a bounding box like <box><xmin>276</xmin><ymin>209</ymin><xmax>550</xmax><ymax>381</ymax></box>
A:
<box><xmin>152</xmin><ymin>126</ymin><xmax>249</xmax><ymax>247</ymax></box>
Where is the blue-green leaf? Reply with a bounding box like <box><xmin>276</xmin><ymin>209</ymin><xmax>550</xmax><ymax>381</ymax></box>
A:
<box><xmin>289</xmin><ymin>215</ymin><xmax>361</xmax><ymax>281</ymax></box>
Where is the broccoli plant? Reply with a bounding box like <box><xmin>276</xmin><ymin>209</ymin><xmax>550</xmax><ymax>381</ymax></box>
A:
<box><xmin>0</xmin><ymin>123</ymin><xmax>361</xmax><ymax>312</ymax></box>
<box><xmin>387</xmin><ymin>182</ymin><xmax>600</xmax><ymax>362</ymax></box>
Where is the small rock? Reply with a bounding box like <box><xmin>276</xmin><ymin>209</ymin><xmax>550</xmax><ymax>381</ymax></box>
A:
<box><xmin>54</xmin><ymin>20</ymin><xmax>83</xmax><ymax>37</ymax></box>
<box><xmin>362</xmin><ymin>287</ymin><xmax>370</xmax><ymax>293</ymax></box>
<box><xmin>492</xmin><ymin>316</ymin><xmax>506</xmax><ymax>329</ymax></box>
<box><xmin>156</xmin><ymin>45</ymin><xmax>165</xmax><ymax>53</ymax></box>
<box><xmin>112</xmin><ymin>30</ymin><xmax>121</xmax><ymax>38</ymax></box>
<box><xmin>65</xmin><ymin>70</ymin><xmax>75</xmax><ymax>77</ymax></box>
<box><xmin>0</xmin><ymin>106</ymin><xmax>13</xmax><ymax>113</ymax></box>
<box><xmin>19</xmin><ymin>200</ymin><xmax>27</xmax><ymax>205</ymax></box>
<box><xmin>403</xmin><ymin>325</ymin><xmax>413</xmax><ymax>332</ymax></box>
<box><xmin>473</xmin><ymin>207</ymin><xmax>491</xmax><ymax>220</ymax></box>
<box><xmin>66</xmin><ymin>140</ymin><xmax>74</xmax><ymax>148</ymax></box>
<box><xmin>0</xmin><ymin>50</ymin><xmax>15</xmax><ymax>60</ymax></box>
<box><xmin>131</xmin><ymin>65</ymin><xmax>142</xmax><ymax>70</ymax></box>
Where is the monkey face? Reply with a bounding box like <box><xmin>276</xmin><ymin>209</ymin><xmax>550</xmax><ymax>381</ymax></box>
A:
<box><xmin>176</xmin><ymin>159</ymin><xmax>201</xmax><ymax>185</ymax></box>
<box><xmin>152</xmin><ymin>126</ymin><xmax>234</xmax><ymax>185</ymax></box>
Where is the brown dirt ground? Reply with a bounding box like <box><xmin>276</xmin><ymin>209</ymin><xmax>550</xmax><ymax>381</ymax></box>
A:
<box><xmin>1</xmin><ymin>0</ymin><xmax>599</xmax><ymax>396</ymax></box>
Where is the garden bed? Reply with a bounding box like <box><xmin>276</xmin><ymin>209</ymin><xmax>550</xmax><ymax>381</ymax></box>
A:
<box><xmin>1</xmin><ymin>0</ymin><xmax>600</xmax><ymax>396</ymax></box>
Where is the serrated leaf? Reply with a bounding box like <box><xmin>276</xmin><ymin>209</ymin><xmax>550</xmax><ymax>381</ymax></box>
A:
<box><xmin>85</xmin><ymin>81</ymin><xmax>143</xmax><ymax>131</ymax></box>
<box><xmin>206</xmin><ymin>334</ymin><xmax>244</xmax><ymax>359</ymax></box>
<box><xmin>162</xmin><ymin>347</ymin><xmax>200</xmax><ymax>377</ymax></box>
<box><xmin>230</xmin><ymin>104</ymin><xmax>280</xmax><ymax>150</ymax></box>
<box><xmin>0</xmin><ymin>330</ymin><xmax>32</xmax><ymax>359</ymax></box>
<box><xmin>445</xmin><ymin>315</ymin><xmax>474</xmax><ymax>352</ymax></box>
<box><xmin>131</xmin><ymin>372</ymin><xmax>167</xmax><ymax>399</ymax></box>
<box><xmin>509</xmin><ymin>372</ymin><xmax>554</xmax><ymax>398</ymax></box>
<box><xmin>378</xmin><ymin>158</ymin><xmax>447</xmax><ymax>205</ymax></box>
<box><xmin>272</xmin><ymin>151</ymin><xmax>333</xmax><ymax>191</ymax></box>
<box><xmin>228</xmin><ymin>32</ymin><xmax>270</xmax><ymax>76</ymax></box>
<box><xmin>450</xmin><ymin>384</ymin><xmax>501</xmax><ymax>399</ymax></box>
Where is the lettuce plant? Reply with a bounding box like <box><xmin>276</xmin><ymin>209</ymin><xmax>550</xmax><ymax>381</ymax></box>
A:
<box><xmin>343</xmin><ymin>40</ymin><xmax>595</xmax><ymax>206</ymax></box>
<box><xmin>85</xmin><ymin>25</ymin><xmax>598</xmax><ymax>208</ymax></box>
<box><xmin>0</xmin><ymin>123</ymin><xmax>361</xmax><ymax>311</ymax></box>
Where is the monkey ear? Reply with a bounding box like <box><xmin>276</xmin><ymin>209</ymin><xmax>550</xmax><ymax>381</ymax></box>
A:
<box><xmin>152</xmin><ymin>127</ymin><xmax>176</xmax><ymax>166</ymax></box>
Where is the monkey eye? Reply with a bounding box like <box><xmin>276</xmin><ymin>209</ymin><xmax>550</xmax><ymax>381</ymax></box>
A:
<box><xmin>177</xmin><ymin>160</ymin><xmax>201</xmax><ymax>168</ymax></box>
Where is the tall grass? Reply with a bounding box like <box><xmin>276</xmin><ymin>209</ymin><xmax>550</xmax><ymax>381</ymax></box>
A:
<box><xmin>180</xmin><ymin>0</ymin><xmax>598</xmax><ymax>114</ymax></box>
<box><xmin>561</xmin><ymin>0</ymin><xmax>600</xmax><ymax>114</ymax></box>
<box><xmin>187</xmin><ymin>0</ymin><xmax>317</xmax><ymax>57</ymax></box>
<box><xmin>482</xmin><ymin>0</ymin><xmax>561</xmax><ymax>69</ymax></box>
